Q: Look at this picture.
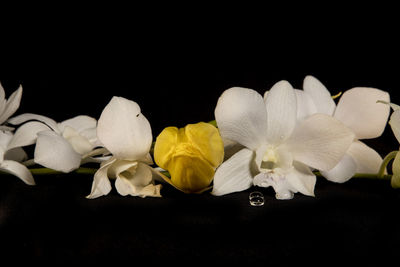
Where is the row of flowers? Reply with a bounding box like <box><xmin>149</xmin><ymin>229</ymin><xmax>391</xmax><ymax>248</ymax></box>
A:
<box><xmin>0</xmin><ymin>76</ymin><xmax>399</xmax><ymax>200</ymax></box>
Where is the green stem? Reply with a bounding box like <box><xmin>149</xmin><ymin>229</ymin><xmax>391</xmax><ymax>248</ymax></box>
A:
<box><xmin>313</xmin><ymin>171</ymin><xmax>392</xmax><ymax>180</ymax></box>
<box><xmin>377</xmin><ymin>151</ymin><xmax>398</xmax><ymax>179</ymax></box>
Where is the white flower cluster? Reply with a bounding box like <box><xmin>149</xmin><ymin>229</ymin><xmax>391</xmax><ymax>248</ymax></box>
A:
<box><xmin>0</xmin><ymin>76</ymin><xmax>395</xmax><ymax>200</ymax></box>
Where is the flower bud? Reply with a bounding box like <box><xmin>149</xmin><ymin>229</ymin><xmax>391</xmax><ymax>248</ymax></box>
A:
<box><xmin>154</xmin><ymin>122</ymin><xmax>224</xmax><ymax>193</ymax></box>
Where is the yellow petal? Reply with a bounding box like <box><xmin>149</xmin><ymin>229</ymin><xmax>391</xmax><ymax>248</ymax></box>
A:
<box><xmin>185</xmin><ymin>122</ymin><xmax>224</xmax><ymax>168</ymax></box>
<box><xmin>154</xmin><ymin>122</ymin><xmax>224</xmax><ymax>193</ymax></box>
<box><xmin>168</xmin><ymin>155</ymin><xmax>215</xmax><ymax>193</ymax></box>
<box><xmin>154</xmin><ymin>126</ymin><xmax>179</xmax><ymax>169</ymax></box>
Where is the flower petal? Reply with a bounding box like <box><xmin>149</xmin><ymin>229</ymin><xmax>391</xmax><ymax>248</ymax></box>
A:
<box><xmin>347</xmin><ymin>141</ymin><xmax>383</xmax><ymax>174</ymax></box>
<box><xmin>287</xmin><ymin>113</ymin><xmax>355</xmax><ymax>171</ymax></box>
<box><xmin>184</xmin><ymin>122</ymin><xmax>224</xmax><ymax>168</ymax></box>
<box><xmin>58</xmin><ymin>115</ymin><xmax>97</xmax><ymax>133</ymax></box>
<box><xmin>286</xmin><ymin>161</ymin><xmax>316</xmax><ymax>197</ymax></box>
<box><xmin>86</xmin><ymin>158</ymin><xmax>116</xmax><ymax>199</ymax></box>
<box><xmin>115</xmin><ymin>162</ymin><xmax>161</xmax><ymax>197</ymax></box>
<box><xmin>391</xmin><ymin>152</ymin><xmax>400</xmax><ymax>188</ymax></box>
<box><xmin>97</xmin><ymin>96</ymin><xmax>152</xmax><ymax>161</ymax></box>
<box><xmin>8</xmin><ymin>113</ymin><xmax>60</xmax><ymax>133</ymax></box>
<box><xmin>34</xmin><ymin>130</ymin><xmax>82</xmax><ymax>173</ymax></box>
<box><xmin>211</xmin><ymin>148</ymin><xmax>254</xmax><ymax>196</ymax></box>
<box><xmin>303</xmin><ymin>75</ymin><xmax>336</xmax><ymax>115</ymax></box>
<box><xmin>0</xmin><ymin>85</ymin><xmax>22</xmax><ymax>124</ymax></box>
<box><xmin>7</xmin><ymin>121</ymin><xmax>51</xmax><ymax>150</ymax></box>
<box><xmin>265</xmin><ymin>80</ymin><xmax>297</xmax><ymax>144</ymax></box>
<box><xmin>215</xmin><ymin>87</ymin><xmax>268</xmax><ymax>150</ymax></box>
<box><xmin>389</xmin><ymin>110</ymin><xmax>400</xmax><ymax>144</ymax></box>
<box><xmin>62</xmin><ymin>126</ymin><xmax>94</xmax><ymax>155</ymax></box>
<box><xmin>294</xmin><ymin>89</ymin><xmax>317</xmax><ymax>122</ymax></box>
<box><xmin>320</xmin><ymin>154</ymin><xmax>357</xmax><ymax>183</ymax></box>
<box><xmin>333</xmin><ymin>87</ymin><xmax>390</xmax><ymax>139</ymax></box>
<box><xmin>0</xmin><ymin>160</ymin><xmax>35</xmax><ymax>185</ymax></box>
<box><xmin>4</xmin><ymin>147</ymin><xmax>28</xmax><ymax>162</ymax></box>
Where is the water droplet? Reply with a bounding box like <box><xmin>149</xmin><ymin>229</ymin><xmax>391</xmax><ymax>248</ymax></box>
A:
<box><xmin>249</xmin><ymin>191</ymin><xmax>265</xmax><ymax>206</ymax></box>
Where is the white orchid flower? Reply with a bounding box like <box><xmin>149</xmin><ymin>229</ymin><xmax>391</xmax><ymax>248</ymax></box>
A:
<box><xmin>0</xmin><ymin>129</ymin><xmax>35</xmax><ymax>185</ymax></box>
<box><xmin>86</xmin><ymin>96</ymin><xmax>161</xmax><ymax>199</ymax></box>
<box><xmin>295</xmin><ymin>75</ymin><xmax>390</xmax><ymax>183</ymax></box>
<box><xmin>211</xmin><ymin>81</ymin><xmax>355</xmax><ymax>199</ymax></box>
<box><xmin>8</xmin><ymin>113</ymin><xmax>101</xmax><ymax>173</ymax></box>
<box><xmin>0</xmin><ymin>82</ymin><xmax>22</xmax><ymax>131</ymax></box>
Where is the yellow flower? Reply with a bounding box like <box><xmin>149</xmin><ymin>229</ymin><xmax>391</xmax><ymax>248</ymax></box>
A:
<box><xmin>154</xmin><ymin>122</ymin><xmax>224</xmax><ymax>193</ymax></box>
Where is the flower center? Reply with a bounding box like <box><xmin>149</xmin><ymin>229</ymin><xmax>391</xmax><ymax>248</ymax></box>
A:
<box><xmin>260</xmin><ymin>148</ymin><xmax>278</xmax><ymax>170</ymax></box>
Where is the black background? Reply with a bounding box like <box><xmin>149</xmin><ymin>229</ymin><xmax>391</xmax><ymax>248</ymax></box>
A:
<box><xmin>1</xmin><ymin>5</ymin><xmax>400</xmax><ymax>265</ymax></box>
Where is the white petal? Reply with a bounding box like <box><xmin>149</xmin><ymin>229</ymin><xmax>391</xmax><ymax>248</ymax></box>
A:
<box><xmin>286</xmin><ymin>161</ymin><xmax>316</xmax><ymax>197</ymax></box>
<box><xmin>115</xmin><ymin>162</ymin><xmax>160</xmax><ymax>197</ymax></box>
<box><xmin>0</xmin><ymin>160</ymin><xmax>35</xmax><ymax>185</ymax></box>
<box><xmin>8</xmin><ymin>113</ymin><xmax>60</xmax><ymax>133</ymax></box>
<box><xmin>62</xmin><ymin>126</ymin><xmax>94</xmax><ymax>155</ymax></box>
<box><xmin>58</xmin><ymin>115</ymin><xmax>97</xmax><ymax>133</ymax></box>
<box><xmin>0</xmin><ymin>125</ymin><xmax>14</xmax><ymax>131</ymax></box>
<box><xmin>211</xmin><ymin>148</ymin><xmax>254</xmax><ymax>196</ymax></box>
<box><xmin>265</xmin><ymin>81</ymin><xmax>297</xmax><ymax>144</ymax></box>
<box><xmin>303</xmin><ymin>75</ymin><xmax>336</xmax><ymax>115</ymax></box>
<box><xmin>86</xmin><ymin>158</ymin><xmax>116</xmax><ymax>199</ymax></box>
<box><xmin>347</xmin><ymin>140</ymin><xmax>383</xmax><ymax>174</ymax></box>
<box><xmin>4</xmin><ymin>147</ymin><xmax>28</xmax><ymax>162</ymax></box>
<box><xmin>389</xmin><ymin>110</ymin><xmax>400</xmax><ymax>144</ymax></box>
<box><xmin>215</xmin><ymin>87</ymin><xmax>268</xmax><ymax>150</ymax></box>
<box><xmin>334</xmin><ymin>87</ymin><xmax>390</xmax><ymax>139</ymax></box>
<box><xmin>7</xmin><ymin>121</ymin><xmax>51</xmax><ymax>150</ymax></box>
<box><xmin>287</xmin><ymin>113</ymin><xmax>355</xmax><ymax>171</ymax></box>
<box><xmin>294</xmin><ymin>89</ymin><xmax>317</xmax><ymax>122</ymax></box>
<box><xmin>253</xmin><ymin>171</ymin><xmax>294</xmax><ymax>200</ymax></box>
<box><xmin>0</xmin><ymin>85</ymin><xmax>22</xmax><ymax>124</ymax></box>
<box><xmin>0</xmin><ymin>130</ymin><xmax>13</xmax><ymax>151</ymax></box>
<box><xmin>320</xmin><ymin>154</ymin><xmax>357</xmax><ymax>183</ymax></box>
<box><xmin>34</xmin><ymin>130</ymin><xmax>82</xmax><ymax>173</ymax></box>
<box><xmin>97</xmin><ymin>96</ymin><xmax>153</xmax><ymax>161</ymax></box>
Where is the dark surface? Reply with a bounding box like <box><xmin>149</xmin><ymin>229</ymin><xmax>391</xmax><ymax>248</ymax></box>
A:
<box><xmin>1</xmin><ymin>173</ymin><xmax>399</xmax><ymax>265</ymax></box>
<box><xmin>1</xmin><ymin>7</ymin><xmax>400</xmax><ymax>265</ymax></box>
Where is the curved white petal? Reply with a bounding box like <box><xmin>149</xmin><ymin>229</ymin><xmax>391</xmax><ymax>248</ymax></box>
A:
<box><xmin>253</xmin><ymin>171</ymin><xmax>295</xmax><ymax>200</ymax></box>
<box><xmin>0</xmin><ymin>85</ymin><xmax>23</xmax><ymax>124</ymax></box>
<box><xmin>215</xmin><ymin>87</ymin><xmax>268</xmax><ymax>150</ymax></box>
<box><xmin>34</xmin><ymin>130</ymin><xmax>82</xmax><ymax>173</ymax></box>
<box><xmin>62</xmin><ymin>126</ymin><xmax>94</xmax><ymax>155</ymax></box>
<box><xmin>287</xmin><ymin>113</ymin><xmax>355</xmax><ymax>171</ymax></box>
<box><xmin>97</xmin><ymin>97</ymin><xmax>152</xmax><ymax>161</ymax></box>
<box><xmin>211</xmin><ymin>148</ymin><xmax>254</xmax><ymax>196</ymax></box>
<box><xmin>58</xmin><ymin>115</ymin><xmax>97</xmax><ymax>133</ymax></box>
<box><xmin>389</xmin><ymin>110</ymin><xmax>400</xmax><ymax>144</ymax></box>
<box><xmin>8</xmin><ymin>113</ymin><xmax>60</xmax><ymax>133</ymax></box>
<box><xmin>320</xmin><ymin>154</ymin><xmax>357</xmax><ymax>183</ymax></box>
<box><xmin>7</xmin><ymin>121</ymin><xmax>51</xmax><ymax>150</ymax></box>
<box><xmin>303</xmin><ymin>75</ymin><xmax>336</xmax><ymax>115</ymax></box>
<box><xmin>4</xmin><ymin>147</ymin><xmax>28</xmax><ymax>162</ymax></box>
<box><xmin>265</xmin><ymin>81</ymin><xmax>297</xmax><ymax>144</ymax></box>
<box><xmin>115</xmin><ymin>162</ymin><xmax>161</xmax><ymax>197</ymax></box>
<box><xmin>286</xmin><ymin>161</ymin><xmax>316</xmax><ymax>197</ymax></box>
<box><xmin>294</xmin><ymin>89</ymin><xmax>317</xmax><ymax>122</ymax></box>
<box><xmin>347</xmin><ymin>141</ymin><xmax>383</xmax><ymax>174</ymax></box>
<box><xmin>86</xmin><ymin>158</ymin><xmax>116</xmax><ymax>199</ymax></box>
<box><xmin>334</xmin><ymin>87</ymin><xmax>390</xmax><ymax>139</ymax></box>
<box><xmin>0</xmin><ymin>130</ymin><xmax>13</xmax><ymax>151</ymax></box>
<box><xmin>0</xmin><ymin>160</ymin><xmax>35</xmax><ymax>185</ymax></box>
